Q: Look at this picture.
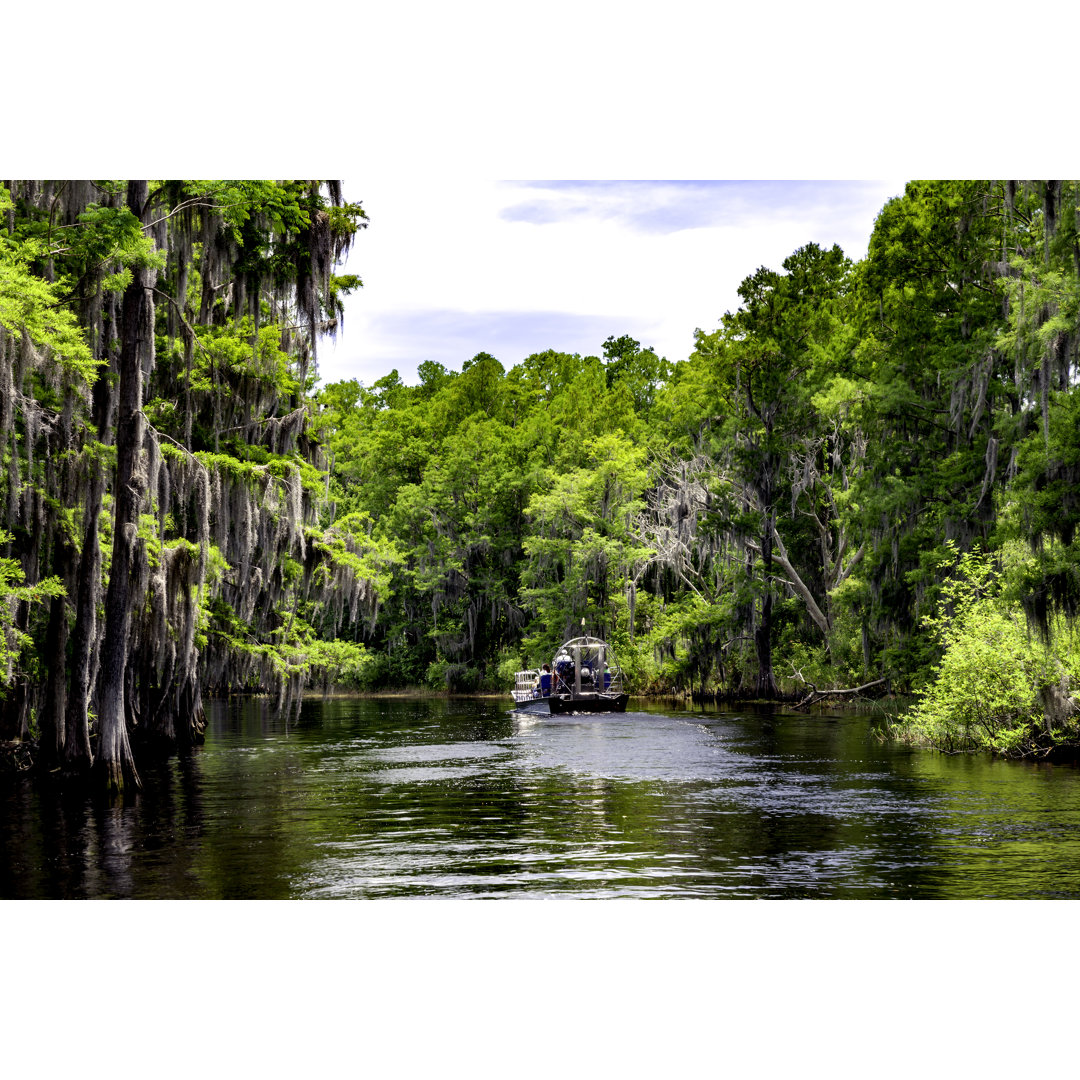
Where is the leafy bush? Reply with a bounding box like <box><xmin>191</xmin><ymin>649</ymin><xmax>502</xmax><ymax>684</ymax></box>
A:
<box><xmin>891</xmin><ymin>543</ymin><xmax>1080</xmax><ymax>756</ymax></box>
<box><xmin>425</xmin><ymin>658</ymin><xmax>451</xmax><ymax>690</ymax></box>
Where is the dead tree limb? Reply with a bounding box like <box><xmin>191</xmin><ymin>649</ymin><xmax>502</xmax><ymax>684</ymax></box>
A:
<box><xmin>793</xmin><ymin>677</ymin><xmax>887</xmax><ymax>710</ymax></box>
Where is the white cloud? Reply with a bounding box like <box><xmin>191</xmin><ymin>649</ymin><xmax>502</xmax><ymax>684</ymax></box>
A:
<box><xmin>320</xmin><ymin>179</ymin><xmax>906</xmax><ymax>387</ymax></box>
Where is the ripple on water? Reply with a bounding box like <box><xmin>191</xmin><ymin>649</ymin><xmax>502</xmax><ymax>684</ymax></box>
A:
<box><xmin>7</xmin><ymin>698</ymin><xmax>1080</xmax><ymax>899</ymax></box>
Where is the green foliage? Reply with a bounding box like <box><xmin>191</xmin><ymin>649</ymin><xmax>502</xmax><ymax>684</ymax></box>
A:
<box><xmin>495</xmin><ymin>649</ymin><xmax>526</xmax><ymax>687</ymax></box>
<box><xmin>199</xmin><ymin>180</ymin><xmax>1080</xmax><ymax>733</ymax></box>
<box><xmin>891</xmin><ymin>544</ymin><xmax>1080</xmax><ymax>756</ymax></box>
<box><xmin>1004</xmin><ymin>385</ymin><xmax>1080</xmax><ymax>549</ymax></box>
<box><xmin>72</xmin><ymin>201</ymin><xmax>166</xmax><ymax>273</ymax></box>
<box><xmin>0</xmin><ymin>530</ymin><xmax>65</xmax><ymax>689</ymax></box>
<box><xmin>522</xmin><ymin>431</ymin><xmax>652</xmax><ymax>660</ymax></box>
<box><xmin>314</xmin><ymin>511</ymin><xmax>401</xmax><ymax>601</ymax></box>
<box><xmin>305</xmin><ymin>638</ymin><xmax>373</xmax><ymax>688</ymax></box>
<box><xmin>602</xmin><ymin>334</ymin><xmax>671</xmax><ymax>415</ymax></box>
<box><xmin>0</xmin><ymin>187</ymin><xmax>97</xmax><ymax>383</ymax></box>
<box><xmin>189</xmin><ymin>319</ymin><xmax>300</xmax><ymax>398</ymax></box>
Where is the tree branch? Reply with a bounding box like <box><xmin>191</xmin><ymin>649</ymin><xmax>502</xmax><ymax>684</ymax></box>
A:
<box><xmin>769</xmin><ymin>526</ymin><xmax>831</xmax><ymax>641</ymax></box>
<box><xmin>793</xmin><ymin>677</ymin><xmax>887</xmax><ymax>710</ymax></box>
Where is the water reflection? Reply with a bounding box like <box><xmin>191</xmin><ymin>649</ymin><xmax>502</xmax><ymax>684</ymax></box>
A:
<box><xmin>3</xmin><ymin>696</ymin><xmax>1080</xmax><ymax>898</ymax></box>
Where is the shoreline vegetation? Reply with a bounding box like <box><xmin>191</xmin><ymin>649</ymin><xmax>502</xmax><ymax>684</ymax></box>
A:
<box><xmin>2</xmin><ymin>180</ymin><xmax>1079</xmax><ymax>791</ymax></box>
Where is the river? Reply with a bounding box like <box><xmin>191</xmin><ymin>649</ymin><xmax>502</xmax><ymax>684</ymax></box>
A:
<box><xmin>3</xmin><ymin>695</ymin><xmax>1080</xmax><ymax>899</ymax></box>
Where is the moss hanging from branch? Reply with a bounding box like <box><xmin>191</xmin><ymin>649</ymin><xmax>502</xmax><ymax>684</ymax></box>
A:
<box><xmin>0</xmin><ymin>180</ymin><xmax>376</xmax><ymax>786</ymax></box>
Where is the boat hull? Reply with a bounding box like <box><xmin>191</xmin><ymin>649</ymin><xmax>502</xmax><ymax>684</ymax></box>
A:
<box><xmin>511</xmin><ymin>697</ymin><xmax>549</xmax><ymax>713</ymax></box>
<box><xmin>547</xmin><ymin>692</ymin><xmax>629</xmax><ymax>714</ymax></box>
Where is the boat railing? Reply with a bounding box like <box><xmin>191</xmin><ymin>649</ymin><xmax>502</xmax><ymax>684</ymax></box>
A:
<box><xmin>512</xmin><ymin>669</ymin><xmax>552</xmax><ymax>702</ymax></box>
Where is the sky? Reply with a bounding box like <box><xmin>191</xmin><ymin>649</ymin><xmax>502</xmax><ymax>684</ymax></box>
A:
<box><xmin>318</xmin><ymin>178</ymin><xmax>906</xmax><ymax>388</ymax></box>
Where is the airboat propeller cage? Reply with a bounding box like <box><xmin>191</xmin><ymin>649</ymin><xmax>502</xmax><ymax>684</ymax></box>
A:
<box><xmin>556</xmin><ymin>636</ymin><xmax>623</xmax><ymax>694</ymax></box>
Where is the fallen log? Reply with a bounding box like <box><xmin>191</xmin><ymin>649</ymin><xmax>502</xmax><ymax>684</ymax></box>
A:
<box><xmin>794</xmin><ymin>677</ymin><xmax>887</xmax><ymax>711</ymax></box>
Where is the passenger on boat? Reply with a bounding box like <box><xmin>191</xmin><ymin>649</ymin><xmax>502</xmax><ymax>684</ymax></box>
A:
<box><xmin>539</xmin><ymin>664</ymin><xmax>551</xmax><ymax>697</ymax></box>
<box><xmin>554</xmin><ymin>658</ymin><xmax>573</xmax><ymax>693</ymax></box>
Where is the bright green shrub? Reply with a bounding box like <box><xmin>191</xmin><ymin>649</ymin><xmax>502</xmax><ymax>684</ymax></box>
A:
<box><xmin>892</xmin><ymin>543</ymin><xmax>1080</xmax><ymax>756</ymax></box>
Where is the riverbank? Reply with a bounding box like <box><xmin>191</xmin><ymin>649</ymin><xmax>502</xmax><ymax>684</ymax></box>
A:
<box><xmin>302</xmin><ymin>685</ymin><xmax>900</xmax><ymax>710</ymax></box>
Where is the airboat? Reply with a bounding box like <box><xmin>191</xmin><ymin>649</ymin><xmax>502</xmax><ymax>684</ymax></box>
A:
<box><xmin>511</xmin><ymin>635</ymin><xmax>629</xmax><ymax>714</ymax></box>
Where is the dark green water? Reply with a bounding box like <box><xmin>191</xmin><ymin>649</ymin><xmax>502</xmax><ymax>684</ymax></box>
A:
<box><xmin>4</xmin><ymin>695</ymin><xmax>1080</xmax><ymax>899</ymax></box>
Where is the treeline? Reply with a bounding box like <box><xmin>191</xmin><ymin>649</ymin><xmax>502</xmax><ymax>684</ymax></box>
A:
<box><xmin>2</xmin><ymin>180</ymin><xmax>1078</xmax><ymax>783</ymax></box>
<box><xmin>316</xmin><ymin>181</ymin><xmax>1080</xmax><ymax>754</ymax></box>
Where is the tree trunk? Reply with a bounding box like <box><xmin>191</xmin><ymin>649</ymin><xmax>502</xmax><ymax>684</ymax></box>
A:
<box><xmin>40</xmin><ymin>549</ymin><xmax>71</xmax><ymax>769</ymax></box>
<box><xmin>96</xmin><ymin>180</ymin><xmax>152</xmax><ymax>795</ymax></box>
<box><xmin>65</xmin><ymin>290</ymin><xmax>119</xmax><ymax>776</ymax></box>
<box><xmin>755</xmin><ymin>501</ymin><xmax>778</xmax><ymax>700</ymax></box>
<box><xmin>63</xmin><ymin>465</ymin><xmax>103</xmax><ymax>776</ymax></box>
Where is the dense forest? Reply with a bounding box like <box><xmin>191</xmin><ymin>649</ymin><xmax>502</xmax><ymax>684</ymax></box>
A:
<box><xmin>2</xmin><ymin>180</ymin><xmax>1078</xmax><ymax>789</ymax></box>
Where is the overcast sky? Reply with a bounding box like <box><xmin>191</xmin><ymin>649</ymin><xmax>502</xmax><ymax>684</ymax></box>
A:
<box><xmin>318</xmin><ymin>178</ymin><xmax>906</xmax><ymax>388</ymax></box>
